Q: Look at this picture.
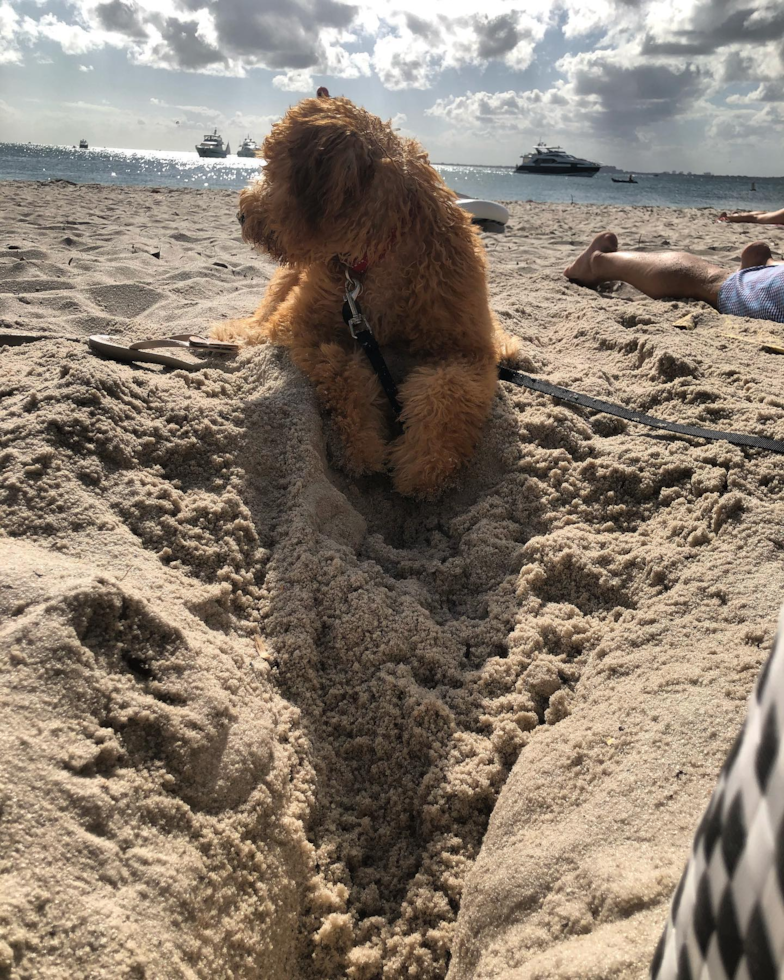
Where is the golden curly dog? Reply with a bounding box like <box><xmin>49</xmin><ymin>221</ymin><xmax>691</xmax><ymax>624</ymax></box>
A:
<box><xmin>212</xmin><ymin>92</ymin><xmax>518</xmax><ymax>495</ymax></box>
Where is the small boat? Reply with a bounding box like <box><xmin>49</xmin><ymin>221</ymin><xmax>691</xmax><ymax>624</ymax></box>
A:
<box><xmin>611</xmin><ymin>175</ymin><xmax>637</xmax><ymax>183</ymax></box>
<box><xmin>237</xmin><ymin>135</ymin><xmax>259</xmax><ymax>158</ymax></box>
<box><xmin>196</xmin><ymin>129</ymin><xmax>229</xmax><ymax>158</ymax></box>
<box><xmin>515</xmin><ymin>142</ymin><xmax>600</xmax><ymax>177</ymax></box>
<box><xmin>78</xmin><ymin>138</ymin><xmax>88</xmax><ymax>149</ymax></box>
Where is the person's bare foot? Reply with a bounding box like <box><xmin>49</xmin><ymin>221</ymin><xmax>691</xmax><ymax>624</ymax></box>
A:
<box><xmin>740</xmin><ymin>241</ymin><xmax>772</xmax><ymax>268</ymax></box>
<box><xmin>564</xmin><ymin>231</ymin><xmax>618</xmax><ymax>285</ymax></box>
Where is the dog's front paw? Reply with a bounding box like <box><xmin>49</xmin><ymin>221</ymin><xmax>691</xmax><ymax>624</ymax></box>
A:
<box><xmin>389</xmin><ymin>443</ymin><xmax>458</xmax><ymax>497</ymax></box>
<box><xmin>210</xmin><ymin>317</ymin><xmax>269</xmax><ymax>345</ymax></box>
<box><xmin>341</xmin><ymin>429</ymin><xmax>389</xmax><ymax>476</ymax></box>
<box><xmin>496</xmin><ymin>329</ymin><xmax>522</xmax><ymax>367</ymax></box>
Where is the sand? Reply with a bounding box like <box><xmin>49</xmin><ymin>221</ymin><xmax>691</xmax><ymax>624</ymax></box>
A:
<box><xmin>1</xmin><ymin>180</ymin><xmax>784</xmax><ymax>980</ymax></box>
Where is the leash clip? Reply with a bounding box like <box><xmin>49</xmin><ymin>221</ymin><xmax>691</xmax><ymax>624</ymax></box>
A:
<box><xmin>343</xmin><ymin>268</ymin><xmax>371</xmax><ymax>339</ymax></box>
<box><xmin>344</xmin><ymin>268</ymin><xmax>362</xmax><ymax>303</ymax></box>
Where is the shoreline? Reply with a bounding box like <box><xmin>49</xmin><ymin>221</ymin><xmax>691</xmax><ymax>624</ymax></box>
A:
<box><xmin>3</xmin><ymin>177</ymin><xmax>781</xmax><ymax>221</ymax></box>
<box><xmin>2</xmin><ymin>180</ymin><xmax>784</xmax><ymax>979</ymax></box>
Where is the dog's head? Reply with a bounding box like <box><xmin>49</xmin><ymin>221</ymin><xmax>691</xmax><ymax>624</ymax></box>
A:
<box><xmin>237</xmin><ymin>96</ymin><xmax>410</xmax><ymax>268</ymax></box>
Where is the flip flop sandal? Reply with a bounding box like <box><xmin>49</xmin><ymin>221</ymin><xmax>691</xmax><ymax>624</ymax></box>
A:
<box><xmin>88</xmin><ymin>334</ymin><xmax>240</xmax><ymax>370</ymax></box>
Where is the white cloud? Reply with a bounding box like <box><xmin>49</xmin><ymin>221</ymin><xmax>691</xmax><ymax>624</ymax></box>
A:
<box><xmin>78</xmin><ymin>63</ymin><xmax>94</xmax><ymax>70</ymax></box>
<box><xmin>0</xmin><ymin>2</ymin><xmax>25</xmax><ymax>63</ymax></box>
<box><xmin>706</xmin><ymin>100</ymin><xmax>784</xmax><ymax>143</ymax></box>
<box><xmin>321</xmin><ymin>39</ymin><xmax>371</xmax><ymax>79</ymax></box>
<box><xmin>642</xmin><ymin>0</ymin><xmax>784</xmax><ymax>55</ymax></box>
<box><xmin>426</xmin><ymin>88</ymin><xmax>571</xmax><ymax>137</ymax></box>
<box><xmin>372</xmin><ymin>32</ymin><xmax>438</xmax><ymax>90</ymax></box>
<box><xmin>556</xmin><ymin>48</ymin><xmax>706</xmax><ymax>136</ymax></box>
<box><xmin>370</xmin><ymin>6</ymin><xmax>553</xmax><ymax>90</ymax></box>
<box><xmin>727</xmin><ymin>80</ymin><xmax>784</xmax><ymax>104</ymax></box>
<box><xmin>272</xmin><ymin>69</ymin><xmax>314</xmax><ymax>92</ymax></box>
<box><xmin>35</xmin><ymin>15</ymin><xmax>109</xmax><ymax>55</ymax></box>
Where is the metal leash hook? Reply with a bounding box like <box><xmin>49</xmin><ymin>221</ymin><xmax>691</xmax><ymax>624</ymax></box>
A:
<box><xmin>339</xmin><ymin>265</ymin><xmax>403</xmax><ymax>422</ymax></box>
<box><xmin>344</xmin><ymin>267</ymin><xmax>361</xmax><ymax>302</ymax></box>
<box><xmin>343</xmin><ymin>268</ymin><xmax>371</xmax><ymax>339</ymax></box>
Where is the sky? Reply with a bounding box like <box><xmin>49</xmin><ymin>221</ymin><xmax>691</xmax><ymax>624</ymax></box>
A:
<box><xmin>1</xmin><ymin>0</ymin><xmax>783</xmax><ymax>175</ymax></box>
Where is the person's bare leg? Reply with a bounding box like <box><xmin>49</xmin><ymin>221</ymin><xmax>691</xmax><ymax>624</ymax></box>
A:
<box><xmin>740</xmin><ymin>241</ymin><xmax>784</xmax><ymax>268</ymax></box>
<box><xmin>719</xmin><ymin>211</ymin><xmax>763</xmax><ymax>223</ymax></box>
<box><xmin>564</xmin><ymin>231</ymin><xmax>730</xmax><ymax>307</ymax></box>
<box><xmin>754</xmin><ymin>208</ymin><xmax>784</xmax><ymax>224</ymax></box>
<box><xmin>719</xmin><ymin>208</ymin><xmax>784</xmax><ymax>224</ymax></box>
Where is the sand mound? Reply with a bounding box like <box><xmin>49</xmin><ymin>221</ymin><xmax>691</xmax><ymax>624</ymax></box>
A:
<box><xmin>2</xmin><ymin>182</ymin><xmax>784</xmax><ymax>979</ymax></box>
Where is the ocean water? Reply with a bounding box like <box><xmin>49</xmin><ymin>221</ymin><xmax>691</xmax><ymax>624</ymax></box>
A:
<box><xmin>2</xmin><ymin>141</ymin><xmax>783</xmax><ymax>212</ymax></box>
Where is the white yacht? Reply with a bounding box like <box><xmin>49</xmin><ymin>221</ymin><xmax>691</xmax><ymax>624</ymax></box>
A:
<box><xmin>196</xmin><ymin>129</ymin><xmax>230</xmax><ymax>158</ymax></box>
<box><xmin>515</xmin><ymin>142</ymin><xmax>600</xmax><ymax>177</ymax></box>
<box><xmin>237</xmin><ymin>135</ymin><xmax>259</xmax><ymax>158</ymax></box>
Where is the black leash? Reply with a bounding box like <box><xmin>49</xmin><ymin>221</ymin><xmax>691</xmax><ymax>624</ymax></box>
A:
<box><xmin>340</xmin><ymin>269</ymin><xmax>784</xmax><ymax>455</ymax></box>
<box><xmin>499</xmin><ymin>366</ymin><xmax>784</xmax><ymax>454</ymax></box>
<box><xmin>342</xmin><ymin>271</ymin><xmax>403</xmax><ymax>419</ymax></box>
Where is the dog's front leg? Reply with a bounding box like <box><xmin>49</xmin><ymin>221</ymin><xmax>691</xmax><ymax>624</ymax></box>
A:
<box><xmin>210</xmin><ymin>266</ymin><xmax>302</xmax><ymax>345</ymax></box>
<box><xmin>389</xmin><ymin>355</ymin><xmax>498</xmax><ymax>495</ymax></box>
<box><xmin>290</xmin><ymin>341</ymin><xmax>390</xmax><ymax>476</ymax></box>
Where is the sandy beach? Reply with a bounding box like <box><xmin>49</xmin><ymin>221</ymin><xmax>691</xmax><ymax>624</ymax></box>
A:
<box><xmin>2</xmin><ymin>179</ymin><xmax>784</xmax><ymax>980</ymax></box>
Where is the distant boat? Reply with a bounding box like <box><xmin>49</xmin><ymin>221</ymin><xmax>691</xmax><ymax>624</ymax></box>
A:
<box><xmin>612</xmin><ymin>175</ymin><xmax>637</xmax><ymax>183</ymax></box>
<box><xmin>196</xmin><ymin>129</ymin><xmax>229</xmax><ymax>158</ymax></box>
<box><xmin>515</xmin><ymin>142</ymin><xmax>600</xmax><ymax>177</ymax></box>
<box><xmin>237</xmin><ymin>135</ymin><xmax>259</xmax><ymax>158</ymax></box>
<box><xmin>78</xmin><ymin>138</ymin><xmax>88</xmax><ymax>149</ymax></box>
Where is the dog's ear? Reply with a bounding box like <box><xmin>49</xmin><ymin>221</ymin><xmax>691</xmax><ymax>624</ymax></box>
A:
<box><xmin>290</xmin><ymin>125</ymin><xmax>375</xmax><ymax>230</ymax></box>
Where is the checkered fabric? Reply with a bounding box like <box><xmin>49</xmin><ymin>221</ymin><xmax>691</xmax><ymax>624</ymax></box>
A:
<box><xmin>651</xmin><ymin>612</ymin><xmax>784</xmax><ymax>979</ymax></box>
<box><xmin>717</xmin><ymin>265</ymin><xmax>784</xmax><ymax>323</ymax></box>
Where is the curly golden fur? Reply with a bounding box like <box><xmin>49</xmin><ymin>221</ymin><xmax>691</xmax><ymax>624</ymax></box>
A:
<box><xmin>212</xmin><ymin>94</ymin><xmax>519</xmax><ymax>495</ymax></box>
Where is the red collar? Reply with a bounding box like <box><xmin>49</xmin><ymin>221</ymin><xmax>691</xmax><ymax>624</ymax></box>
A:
<box><xmin>350</xmin><ymin>255</ymin><xmax>371</xmax><ymax>274</ymax></box>
<box><xmin>346</xmin><ymin>233</ymin><xmax>396</xmax><ymax>275</ymax></box>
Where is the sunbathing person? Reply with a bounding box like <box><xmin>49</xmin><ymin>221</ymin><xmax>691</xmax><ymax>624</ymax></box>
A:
<box><xmin>718</xmin><ymin>207</ymin><xmax>784</xmax><ymax>224</ymax></box>
<box><xmin>564</xmin><ymin>234</ymin><xmax>784</xmax><ymax>323</ymax></box>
